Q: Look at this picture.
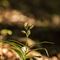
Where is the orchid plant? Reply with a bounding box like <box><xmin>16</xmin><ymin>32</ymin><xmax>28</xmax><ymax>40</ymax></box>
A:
<box><xmin>0</xmin><ymin>23</ymin><xmax>54</xmax><ymax>60</ymax></box>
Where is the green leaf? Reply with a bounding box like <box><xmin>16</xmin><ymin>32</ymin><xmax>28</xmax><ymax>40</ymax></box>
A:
<box><xmin>29</xmin><ymin>25</ymin><xmax>34</xmax><ymax>29</ymax></box>
<box><xmin>39</xmin><ymin>41</ymin><xmax>55</xmax><ymax>44</ymax></box>
<box><xmin>27</xmin><ymin>30</ymin><xmax>31</xmax><ymax>37</ymax></box>
<box><xmin>0</xmin><ymin>29</ymin><xmax>8</xmax><ymax>35</ymax></box>
<box><xmin>24</xmin><ymin>23</ymin><xmax>28</xmax><ymax>28</ymax></box>
<box><xmin>27</xmin><ymin>30</ymin><xmax>31</xmax><ymax>35</ymax></box>
<box><xmin>7</xmin><ymin>30</ymin><xmax>12</xmax><ymax>35</ymax></box>
<box><xmin>21</xmin><ymin>30</ymin><xmax>26</xmax><ymax>34</ymax></box>
<box><xmin>0</xmin><ymin>29</ymin><xmax>12</xmax><ymax>35</ymax></box>
<box><xmin>32</xmin><ymin>48</ymin><xmax>49</xmax><ymax>57</ymax></box>
<box><xmin>3</xmin><ymin>40</ymin><xmax>26</xmax><ymax>60</ymax></box>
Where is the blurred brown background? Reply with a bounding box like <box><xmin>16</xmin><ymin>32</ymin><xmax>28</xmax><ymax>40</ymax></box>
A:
<box><xmin>0</xmin><ymin>0</ymin><xmax>60</xmax><ymax>57</ymax></box>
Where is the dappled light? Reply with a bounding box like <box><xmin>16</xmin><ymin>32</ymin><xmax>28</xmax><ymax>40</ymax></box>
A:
<box><xmin>0</xmin><ymin>10</ymin><xmax>60</xmax><ymax>28</ymax></box>
<box><xmin>0</xmin><ymin>0</ymin><xmax>60</xmax><ymax>60</ymax></box>
<box><xmin>0</xmin><ymin>44</ymin><xmax>20</xmax><ymax>60</ymax></box>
